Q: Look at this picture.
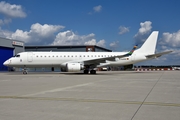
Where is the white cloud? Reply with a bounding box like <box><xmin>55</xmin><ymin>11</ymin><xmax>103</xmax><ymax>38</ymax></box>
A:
<box><xmin>0</xmin><ymin>19</ymin><xmax>3</xmax><ymax>25</ymax></box>
<box><xmin>0</xmin><ymin>27</ymin><xmax>12</xmax><ymax>38</ymax></box>
<box><xmin>109</xmin><ymin>41</ymin><xmax>119</xmax><ymax>51</ymax></box>
<box><xmin>157</xmin><ymin>30</ymin><xmax>180</xmax><ymax>65</ymax></box>
<box><xmin>30</xmin><ymin>23</ymin><xmax>64</xmax><ymax>38</ymax></box>
<box><xmin>138</xmin><ymin>21</ymin><xmax>152</xmax><ymax>35</ymax></box>
<box><xmin>110</xmin><ymin>41</ymin><xmax>119</xmax><ymax>48</ymax></box>
<box><xmin>0</xmin><ymin>18</ymin><xmax>12</xmax><ymax>26</ymax></box>
<box><xmin>93</xmin><ymin>5</ymin><xmax>102</xmax><ymax>12</ymax></box>
<box><xmin>0</xmin><ymin>1</ymin><xmax>26</xmax><ymax>18</ymax></box>
<box><xmin>0</xmin><ymin>22</ymin><xmax>106</xmax><ymax>47</ymax></box>
<box><xmin>52</xmin><ymin>30</ymin><xmax>106</xmax><ymax>47</ymax></box>
<box><xmin>84</xmin><ymin>39</ymin><xmax>96</xmax><ymax>45</ymax></box>
<box><xmin>84</xmin><ymin>39</ymin><xmax>106</xmax><ymax>47</ymax></box>
<box><xmin>134</xmin><ymin>21</ymin><xmax>152</xmax><ymax>45</ymax></box>
<box><xmin>161</xmin><ymin>30</ymin><xmax>180</xmax><ymax>47</ymax></box>
<box><xmin>52</xmin><ymin>31</ymin><xmax>85</xmax><ymax>45</ymax></box>
<box><xmin>97</xmin><ymin>39</ymin><xmax>106</xmax><ymax>47</ymax></box>
<box><xmin>119</xmin><ymin>26</ymin><xmax>129</xmax><ymax>35</ymax></box>
<box><xmin>11</xmin><ymin>29</ymin><xmax>30</xmax><ymax>42</ymax></box>
<box><xmin>9</xmin><ymin>23</ymin><xmax>64</xmax><ymax>45</ymax></box>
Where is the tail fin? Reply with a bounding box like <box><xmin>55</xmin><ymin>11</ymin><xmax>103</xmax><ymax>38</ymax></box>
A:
<box><xmin>136</xmin><ymin>31</ymin><xmax>159</xmax><ymax>54</ymax></box>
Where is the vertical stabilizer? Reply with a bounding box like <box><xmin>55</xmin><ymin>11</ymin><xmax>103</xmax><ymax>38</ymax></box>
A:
<box><xmin>136</xmin><ymin>31</ymin><xmax>159</xmax><ymax>54</ymax></box>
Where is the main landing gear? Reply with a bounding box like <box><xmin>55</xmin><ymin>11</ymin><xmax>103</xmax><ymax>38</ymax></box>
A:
<box><xmin>83</xmin><ymin>69</ymin><xmax>96</xmax><ymax>74</ymax></box>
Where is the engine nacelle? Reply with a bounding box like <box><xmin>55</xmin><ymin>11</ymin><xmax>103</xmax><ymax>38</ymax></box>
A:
<box><xmin>66</xmin><ymin>63</ymin><xmax>84</xmax><ymax>72</ymax></box>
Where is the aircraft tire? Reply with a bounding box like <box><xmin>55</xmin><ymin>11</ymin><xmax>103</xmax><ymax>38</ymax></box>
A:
<box><xmin>23</xmin><ymin>70</ymin><xmax>28</xmax><ymax>74</ymax></box>
<box><xmin>84</xmin><ymin>70</ymin><xmax>89</xmax><ymax>74</ymax></box>
<box><xmin>90</xmin><ymin>70</ymin><xmax>96</xmax><ymax>74</ymax></box>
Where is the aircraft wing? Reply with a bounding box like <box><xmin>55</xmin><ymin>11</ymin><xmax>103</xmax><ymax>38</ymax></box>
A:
<box><xmin>83</xmin><ymin>53</ymin><xmax>128</xmax><ymax>64</ymax></box>
<box><xmin>146</xmin><ymin>51</ymin><xmax>173</xmax><ymax>58</ymax></box>
<box><xmin>83</xmin><ymin>45</ymin><xmax>138</xmax><ymax>64</ymax></box>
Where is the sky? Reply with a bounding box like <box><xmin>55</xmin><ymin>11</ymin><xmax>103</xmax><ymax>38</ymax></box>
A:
<box><xmin>0</xmin><ymin>0</ymin><xmax>180</xmax><ymax>65</ymax></box>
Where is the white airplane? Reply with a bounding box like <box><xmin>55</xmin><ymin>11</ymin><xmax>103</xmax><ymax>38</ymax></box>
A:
<box><xmin>3</xmin><ymin>31</ymin><xmax>172</xmax><ymax>74</ymax></box>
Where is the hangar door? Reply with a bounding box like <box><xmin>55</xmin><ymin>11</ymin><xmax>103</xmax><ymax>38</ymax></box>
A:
<box><xmin>0</xmin><ymin>47</ymin><xmax>14</xmax><ymax>71</ymax></box>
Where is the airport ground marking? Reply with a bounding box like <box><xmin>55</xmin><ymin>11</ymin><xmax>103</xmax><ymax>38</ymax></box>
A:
<box><xmin>0</xmin><ymin>96</ymin><xmax>180</xmax><ymax>107</ymax></box>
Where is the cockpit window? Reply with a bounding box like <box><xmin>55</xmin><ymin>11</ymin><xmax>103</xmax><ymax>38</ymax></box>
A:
<box><xmin>16</xmin><ymin>55</ymin><xmax>20</xmax><ymax>57</ymax></box>
<box><xmin>14</xmin><ymin>54</ymin><xmax>20</xmax><ymax>57</ymax></box>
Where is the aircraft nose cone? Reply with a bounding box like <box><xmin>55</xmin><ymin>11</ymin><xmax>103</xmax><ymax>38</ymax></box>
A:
<box><xmin>3</xmin><ymin>60</ymin><xmax>9</xmax><ymax>66</ymax></box>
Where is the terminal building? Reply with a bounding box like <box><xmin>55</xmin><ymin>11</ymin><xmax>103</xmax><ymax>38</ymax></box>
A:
<box><xmin>0</xmin><ymin>37</ymin><xmax>112</xmax><ymax>71</ymax></box>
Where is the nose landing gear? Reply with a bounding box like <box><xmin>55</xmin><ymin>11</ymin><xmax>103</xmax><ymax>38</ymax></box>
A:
<box><xmin>22</xmin><ymin>68</ymin><xmax>28</xmax><ymax>74</ymax></box>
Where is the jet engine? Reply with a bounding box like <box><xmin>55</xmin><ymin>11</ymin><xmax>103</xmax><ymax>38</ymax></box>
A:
<box><xmin>66</xmin><ymin>63</ymin><xmax>84</xmax><ymax>72</ymax></box>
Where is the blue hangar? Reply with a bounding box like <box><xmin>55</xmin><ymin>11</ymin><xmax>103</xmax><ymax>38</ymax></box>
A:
<box><xmin>0</xmin><ymin>37</ymin><xmax>24</xmax><ymax>71</ymax></box>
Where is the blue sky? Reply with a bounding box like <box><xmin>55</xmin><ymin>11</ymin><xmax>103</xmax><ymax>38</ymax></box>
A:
<box><xmin>0</xmin><ymin>0</ymin><xmax>180</xmax><ymax>65</ymax></box>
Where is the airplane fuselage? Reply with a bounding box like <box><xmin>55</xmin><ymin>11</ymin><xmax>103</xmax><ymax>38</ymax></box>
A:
<box><xmin>3</xmin><ymin>51</ymin><xmax>147</xmax><ymax>68</ymax></box>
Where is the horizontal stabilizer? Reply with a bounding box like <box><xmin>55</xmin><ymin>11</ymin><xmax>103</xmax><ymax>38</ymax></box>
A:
<box><xmin>146</xmin><ymin>51</ymin><xmax>173</xmax><ymax>58</ymax></box>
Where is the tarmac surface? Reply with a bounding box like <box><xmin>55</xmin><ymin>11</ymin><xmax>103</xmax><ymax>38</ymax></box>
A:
<box><xmin>0</xmin><ymin>71</ymin><xmax>180</xmax><ymax>120</ymax></box>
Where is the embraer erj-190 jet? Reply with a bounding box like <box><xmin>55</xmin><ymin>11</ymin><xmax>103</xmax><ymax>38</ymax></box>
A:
<box><xmin>3</xmin><ymin>31</ymin><xmax>172</xmax><ymax>74</ymax></box>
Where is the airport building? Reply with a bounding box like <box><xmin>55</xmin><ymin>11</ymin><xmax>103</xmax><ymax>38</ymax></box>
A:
<box><xmin>25</xmin><ymin>45</ymin><xmax>112</xmax><ymax>52</ymax></box>
<box><xmin>0</xmin><ymin>37</ymin><xmax>24</xmax><ymax>71</ymax></box>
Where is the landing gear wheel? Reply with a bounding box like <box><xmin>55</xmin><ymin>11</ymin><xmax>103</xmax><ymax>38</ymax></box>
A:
<box><xmin>84</xmin><ymin>70</ymin><xmax>89</xmax><ymax>74</ymax></box>
<box><xmin>90</xmin><ymin>70</ymin><xmax>96</xmax><ymax>74</ymax></box>
<box><xmin>22</xmin><ymin>69</ymin><xmax>28</xmax><ymax>74</ymax></box>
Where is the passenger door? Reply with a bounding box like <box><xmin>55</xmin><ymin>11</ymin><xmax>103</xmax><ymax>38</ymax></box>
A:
<box><xmin>27</xmin><ymin>52</ymin><xmax>33</xmax><ymax>62</ymax></box>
